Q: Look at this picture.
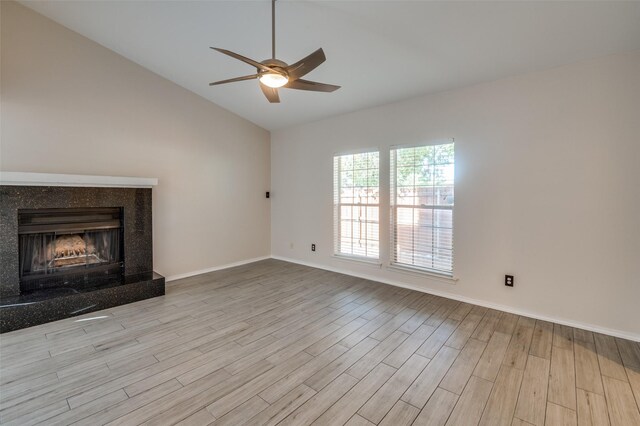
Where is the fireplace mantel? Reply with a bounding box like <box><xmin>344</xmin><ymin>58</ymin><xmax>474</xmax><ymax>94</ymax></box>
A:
<box><xmin>0</xmin><ymin>172</ymin><xmax>158</xmax><ymax>188</ymax></box>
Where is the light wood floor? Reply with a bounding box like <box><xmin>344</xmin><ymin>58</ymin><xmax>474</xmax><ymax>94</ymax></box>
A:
<box><xmin>1</xmin><ymin>259</ymin><xmax>639</xmax><ymax>426</ymax></box>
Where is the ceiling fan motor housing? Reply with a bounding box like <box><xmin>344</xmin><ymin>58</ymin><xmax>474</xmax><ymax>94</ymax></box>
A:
<box><xmin>259</xmin><ymin>59</ymin><xmax>289</xmax><ymax>76</ymax></box>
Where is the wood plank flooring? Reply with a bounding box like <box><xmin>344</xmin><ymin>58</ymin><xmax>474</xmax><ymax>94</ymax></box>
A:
<box><xmin>1</xmin><ymin>259</ymin><xmax>639</xmax><ymax>425</ymax></box>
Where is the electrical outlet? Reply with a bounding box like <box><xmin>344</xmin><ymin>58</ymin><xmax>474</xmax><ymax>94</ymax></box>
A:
<box><xmin>505</xmin><ymin>275</ymin><xmax>514</xmax><ymax>287</ymax></box>
<box><xmin>311</xmin><ymin>244</ymin><xmax>316</xmax><ymax>252</ymax></box>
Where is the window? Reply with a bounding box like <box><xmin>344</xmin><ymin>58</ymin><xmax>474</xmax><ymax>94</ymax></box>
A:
<box><xmin>333</xmin><ymin>151</ymin><xmax>380</xmax><ymax>260</ymax></box>
<box><xmin>391</xmin><ymin>143</ymin><xmax>454</xmax><ymax>275</ymax></box>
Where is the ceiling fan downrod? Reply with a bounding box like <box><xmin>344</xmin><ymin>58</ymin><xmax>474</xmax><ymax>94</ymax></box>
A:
<box><xmin>272</xmin><ymin>0</ymin><xmax>276</xmax><ymax>60</ymax></box>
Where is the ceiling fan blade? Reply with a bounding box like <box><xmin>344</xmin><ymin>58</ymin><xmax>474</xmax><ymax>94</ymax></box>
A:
<box><xmin>209</xmin><ymin>74</ymin><xmax>260</xmax><ymax>86</ymax></box>
<box><xmin>210</xmin><ymin>47</ymin><xmax>278</xmax><ymax>73</ymax></box>
<box><xmin>286</xmin><ymin>48</ymin><xmax>326</xmax><ymax>80</ymax></box>
<box><xmin>285</xmin><ymin>79</ymin><xmax>340</xmax><ymax>93</ymax></box>
<box><xmin>260</xmin><ymin>83</ymin><xmax>280</xmax><ymax>103</ymax></box>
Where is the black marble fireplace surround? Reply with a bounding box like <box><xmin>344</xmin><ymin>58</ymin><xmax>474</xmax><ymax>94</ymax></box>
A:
<box><xmin>0</xmin><ymin>185</ymin><xmax>165</xmax><ymax>332</ymax></box>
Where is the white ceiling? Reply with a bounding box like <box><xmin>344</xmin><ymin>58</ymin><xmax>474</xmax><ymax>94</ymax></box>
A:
<box><xmin>21</xmin><ymin>1</ymin><xmax>640</xmax><ymax>131</ymax></box>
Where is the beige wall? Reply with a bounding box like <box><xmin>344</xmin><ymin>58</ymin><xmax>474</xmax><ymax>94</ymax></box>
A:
<box><xmin>271</xmin><ymin>51</ymin><xmax>640</xmax><ymax>339</ymax></box>
<box><xmin>1</xmin><ymin>1</ymin><xmax>271</xmax><ymax>279</ymax></box>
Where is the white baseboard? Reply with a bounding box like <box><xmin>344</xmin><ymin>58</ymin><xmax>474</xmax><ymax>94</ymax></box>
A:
<box><xmin>271</xmin><ymin>255</ymin><xmax>640</xmax><ymax>342</ymax></box>
<box><xmin>164</xmin><ymin>256</ymin><xmax>271</xmax><ymax>282</ymax></box>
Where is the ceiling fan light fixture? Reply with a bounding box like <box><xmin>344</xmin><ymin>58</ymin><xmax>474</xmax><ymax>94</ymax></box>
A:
<box><xmin>259</xmin><ymin>72</ymin><xmax>289</xmax><ymax>88</ymax></box>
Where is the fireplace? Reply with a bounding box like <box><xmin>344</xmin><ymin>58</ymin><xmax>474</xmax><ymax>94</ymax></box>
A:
<box><xmin>0</xmin><ymin>178</ymin><xmax>165</xmax><ymax>333</ymax></box>
<box><xmin>18</xmin><ymin>207</ymin><xmax>124</xmax><ymax>293</ymax></box>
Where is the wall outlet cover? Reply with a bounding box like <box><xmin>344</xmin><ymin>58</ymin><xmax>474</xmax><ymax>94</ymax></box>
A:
<box><xmin>505</xmin><ymin>275</ymin><xmax>514</xmax><ymax>287</ymax></box>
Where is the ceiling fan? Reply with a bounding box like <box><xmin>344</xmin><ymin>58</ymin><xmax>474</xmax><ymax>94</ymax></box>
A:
<box><xmin>209</xmin><ymin>0</ymin><xmax>340</xmax><ymax>103</ymax></box>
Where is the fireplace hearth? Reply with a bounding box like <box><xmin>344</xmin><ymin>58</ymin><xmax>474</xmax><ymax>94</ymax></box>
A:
<box><xmin>0</xmin><ymin>180</ymin><xmax>165</xmax><ymax>332</ymax></box>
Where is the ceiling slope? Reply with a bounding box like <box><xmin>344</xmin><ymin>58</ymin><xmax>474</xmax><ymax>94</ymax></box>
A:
<box><xmin>20</xmin><ymin>1</ymin><xmax>640</xmax><ymax>130</ymax></box>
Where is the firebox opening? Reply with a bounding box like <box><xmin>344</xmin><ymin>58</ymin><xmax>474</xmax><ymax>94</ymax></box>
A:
<box><xmin>18</xmin><ymin>207</ymin><xmax>124</xmax><ymax>293</ymax></box>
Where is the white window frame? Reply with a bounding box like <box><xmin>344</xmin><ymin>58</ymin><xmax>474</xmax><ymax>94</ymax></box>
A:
<box><xmin>390</xmin><ymin>141</ymin><xmax>455</xmax><ymax>277</ymax></box>
<box><xmin>333</xmin><ymin>150</ymin><xmax>380</xmax><ymax>262</ymax></box>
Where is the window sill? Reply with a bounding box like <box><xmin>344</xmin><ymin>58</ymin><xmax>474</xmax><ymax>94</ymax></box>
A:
<box><xmin>387</xmin><ymin>263</ymin><xmax>459</xmax><ymax>283</ymax></box>
<box><xmin>332</xmin><ymin>254</ymin><xmax>382</xmax><ymax>268</ymax></box>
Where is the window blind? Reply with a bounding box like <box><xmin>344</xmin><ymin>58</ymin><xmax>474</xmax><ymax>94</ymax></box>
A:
<box><xmin>333</xmin><ymin>151</ymin><xmax>380</xmax><ymax>260</ymax></box>
<box><xmin>390</xmin><ymin>143</ymin><xmax>454</xmax><ymax>274</ymax></box>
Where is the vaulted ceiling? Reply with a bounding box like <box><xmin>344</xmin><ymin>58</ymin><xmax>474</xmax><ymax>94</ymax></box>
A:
<box><xmin>21</xmin><ymin>1</ymin><xmax>640</xmax><ymax>130</ymax></box>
